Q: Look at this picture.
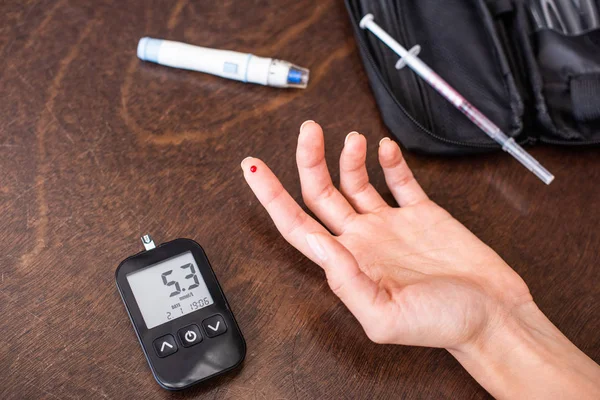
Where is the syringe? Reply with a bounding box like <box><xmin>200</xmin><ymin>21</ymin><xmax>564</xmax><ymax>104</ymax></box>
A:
<box><xmin>359</xmin><ymin>14</ymin><xmax>555</xmax><ymax>185</ymax></box>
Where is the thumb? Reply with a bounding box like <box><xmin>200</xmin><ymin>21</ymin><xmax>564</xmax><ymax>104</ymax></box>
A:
<box><xmin>306</xmin><ymin>233</ymin><xmax>381</xmax><ymax>324</ymax></box>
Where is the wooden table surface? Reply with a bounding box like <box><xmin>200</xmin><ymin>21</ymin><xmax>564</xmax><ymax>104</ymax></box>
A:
<box><xmin>1</xmin><ymin>1</ymin><xmax>599</xmax><ymax>399</ymax></box>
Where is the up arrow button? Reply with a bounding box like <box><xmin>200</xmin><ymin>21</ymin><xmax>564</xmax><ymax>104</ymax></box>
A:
<box><xmin>153</xmin><ymin>334</ymin><xmax>178</xmax><ymax>358</ymax></box>
<box><xmin>202</xmin><ymin>315</ymin><xmax>227</xmax><ymax>338</ymax></box>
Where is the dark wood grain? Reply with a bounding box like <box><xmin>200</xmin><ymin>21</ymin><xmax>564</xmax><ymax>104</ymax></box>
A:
<box><xmin>1</xmin><ymin>1</ymin><xmax>599</xmax><ymax>399</ymax></box>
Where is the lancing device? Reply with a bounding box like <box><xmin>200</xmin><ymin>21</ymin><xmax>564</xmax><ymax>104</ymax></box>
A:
<box><xmin>137</xmin><ymin>37</ymin><xmax>310</xmax><ymax>89</ymax></box>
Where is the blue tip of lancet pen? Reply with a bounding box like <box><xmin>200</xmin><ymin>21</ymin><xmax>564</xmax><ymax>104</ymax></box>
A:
<box><xmin>359</xmin><ymin>14</ymin><xmax>555</xmax><ymax>185</ymax></box>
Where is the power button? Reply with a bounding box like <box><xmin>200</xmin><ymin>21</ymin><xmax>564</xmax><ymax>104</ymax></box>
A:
<box><xmin>177</xmin><ymin>324</ymin><xmax>202</xmax><ymax>348</ymax></box>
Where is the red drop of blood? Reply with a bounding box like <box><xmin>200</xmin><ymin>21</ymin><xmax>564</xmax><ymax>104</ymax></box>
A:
<box><xmin>250</xmin><ymin>166</ymin><xmax>257</xmax><ymax>173</ymax></box>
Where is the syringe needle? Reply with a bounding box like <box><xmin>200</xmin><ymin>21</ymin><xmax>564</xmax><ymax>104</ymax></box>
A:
<box><xmin>359</xmin><ymin>14</ymin><xmax>555</xmax><ymax>185</ymax></box>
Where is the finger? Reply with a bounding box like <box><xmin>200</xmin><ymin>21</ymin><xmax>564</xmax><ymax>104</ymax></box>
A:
<box><xmin>339</xmin><ymin>132</ymin><xmax>389</xmax><ymax>213</ymax></box>
<box><xmin>241</xmin><ymin>157</ymin><xmax>335</xmax><ymax>264</ymax></box>
<box><xmin>296</xmin><ymin>121</ymin><xmax>356</xmax><ymax>234</ymax></box>
<box><xmin>378</xmin><ymin>138</ymin><xmax>428</xmax><ymax>207</ymax></box>
<box><xmin>306</xmin><ymin>232</ymin><xmax>384</xmax><ymax>326</ymax></box>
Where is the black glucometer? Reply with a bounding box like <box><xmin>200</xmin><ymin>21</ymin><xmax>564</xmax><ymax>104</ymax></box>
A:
<box><xmin>115</xmin><ymin>235</ymin><xmax>246</xmax><ymax>390</ymax></box>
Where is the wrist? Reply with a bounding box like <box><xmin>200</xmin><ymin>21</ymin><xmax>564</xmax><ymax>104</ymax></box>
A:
<box><xmin>451</xmin><ymin>300</ymin><xmax>545</xmax><ymax>357</ymax></box>
<box><xmin>449</xmin><ymin>300</ymin><xmax>600</xmax><ymax>399</ymax></box>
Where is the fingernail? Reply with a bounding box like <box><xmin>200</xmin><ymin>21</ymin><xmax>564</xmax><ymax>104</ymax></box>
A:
<box><xmin>300</xmin><ymin>120</ymin><xmax>315</xmax><ymax>133</ymax></box>
<box><xmin>344</xmin><ymin>131</ymin><xmax>360</xmax><ymax>145</ymax></box>
<box><xmin>379</xmin><ymin>137</ymin><xmax>391</xmax><ymax>147</ymax></box>
<box><xmin>241</xmin><ymin>157</ymin><xmax>253</xmax><ymax>169</ymax></box>
<box><xmin>306</xmin><ymin>234</ymin><xmax>328</xmax><ymax>261</ymax></box>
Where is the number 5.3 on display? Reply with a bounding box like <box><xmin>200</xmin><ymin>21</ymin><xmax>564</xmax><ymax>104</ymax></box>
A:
<box><xmin>161</xmin><ymin>263</ymin><xmax>200</xmax><ymax>297</ymax></box>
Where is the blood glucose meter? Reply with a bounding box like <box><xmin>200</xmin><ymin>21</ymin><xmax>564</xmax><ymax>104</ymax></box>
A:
<box><xmin>115</xmin><ymin>235</ymin><xmax>246</xmax><ymax>390</ymax></box>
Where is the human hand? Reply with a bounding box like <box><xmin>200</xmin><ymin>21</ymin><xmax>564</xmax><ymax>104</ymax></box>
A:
<box><xmin>242</xmin><ymin>121</ymin><xmax>600</xmax><ymax>399</ymax></box>
<box><xmin>241</xmin><ymin>121</ymin><xmax>531</xmax><ymax>351</ymax></box>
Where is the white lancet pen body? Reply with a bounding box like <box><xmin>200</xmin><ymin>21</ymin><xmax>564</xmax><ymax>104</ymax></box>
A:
<box><xmin>359</xmin><ymin>14</ymin><xmax>554</xmax><ymax>185</ymax></box>
<box><xmin>137</xmin><ymin>37</ymin><xmax>309</xmax><ymax>89</ymax></box>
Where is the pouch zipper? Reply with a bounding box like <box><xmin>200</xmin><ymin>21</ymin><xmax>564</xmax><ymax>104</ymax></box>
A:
<box><xmin>539</xmin><ymin>136</ymin><xmax>600</xmax><ymax>145</ymax></box>
<box><xmin>396</xmin><ymin>4</ymin><xmax>437</xmax><ymax>134</ymax></box>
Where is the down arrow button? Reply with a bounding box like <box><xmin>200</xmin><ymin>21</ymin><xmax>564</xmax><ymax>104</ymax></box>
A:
<box><xmin>202</xmin><ymin>315</ymin><xmax>227</xmax><ymax>338</ymax></box>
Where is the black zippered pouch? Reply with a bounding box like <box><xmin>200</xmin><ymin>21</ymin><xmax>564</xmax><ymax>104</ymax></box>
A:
<box><xmin>346</xmin><ymin>0</ymin><xmax>600</xmax><ymax>155</ymax></box>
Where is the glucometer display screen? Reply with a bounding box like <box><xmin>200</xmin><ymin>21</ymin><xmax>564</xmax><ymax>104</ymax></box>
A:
<box><xmin>126</xmin><ymin>251</ymin><xmax>214</xmax><ymax>329</ymax></box>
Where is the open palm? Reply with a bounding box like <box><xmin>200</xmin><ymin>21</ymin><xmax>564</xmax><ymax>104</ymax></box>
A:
<box><xmin>242</xmin><ymin>121</ymin><xmax>532</xmax><ymax>350</ymax></box>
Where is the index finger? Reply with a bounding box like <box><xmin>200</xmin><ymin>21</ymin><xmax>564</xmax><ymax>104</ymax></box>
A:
<box><xmin>241</xmin><ymin>157</ymin><xmax>331</xmax><ymax>264</ymax></box>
